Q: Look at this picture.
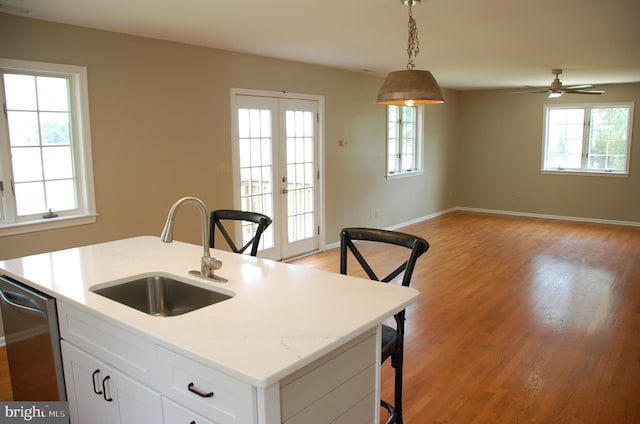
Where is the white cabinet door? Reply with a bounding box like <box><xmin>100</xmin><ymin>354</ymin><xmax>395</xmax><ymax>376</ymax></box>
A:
<box><xmin>62</xmin><ymin>341</ymin><xmax>117</xmax><ymax>424</ymax></box>
<box><xmin>62</xmin><ymin>341</ymin><xmax>162</xmax><ymax>424</ymax></box>
<box><xmin>108</xmin><ymin>364</ymin><xmax>163</xmax><ymax>424</ymax></box>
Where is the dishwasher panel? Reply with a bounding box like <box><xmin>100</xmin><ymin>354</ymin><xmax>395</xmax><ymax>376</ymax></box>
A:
<box><xmin>0</xmin><ymin>275</ymin><xmax>66</xmax><ymax>401</ymax></box>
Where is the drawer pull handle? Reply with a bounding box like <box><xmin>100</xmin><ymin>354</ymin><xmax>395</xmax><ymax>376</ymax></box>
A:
<box><xmin>187</xmin><ymin>382</ymin><xmax>214</xmax><ymax>398</ymax></box>
<box><xmin>102</xmin><ymin>376</ymin><xmax>113</xmax><ymax>402</ymax></box>
<box><xmin>92</xmin><ymin>369</ymin><xmax>103</xmax><ymax>395</ymax></box>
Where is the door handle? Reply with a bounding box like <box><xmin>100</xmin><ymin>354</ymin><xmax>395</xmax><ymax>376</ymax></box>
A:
<box><xmin>0</xmin><ymin>289</ymin><xmax>46</xmax><ymax>317</ymax></box>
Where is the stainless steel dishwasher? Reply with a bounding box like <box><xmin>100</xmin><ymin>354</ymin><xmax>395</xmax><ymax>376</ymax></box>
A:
<box><xmin>0</xmin><ymin>275</ymin><xmax>66</xmax><ymax>401</ymax></box>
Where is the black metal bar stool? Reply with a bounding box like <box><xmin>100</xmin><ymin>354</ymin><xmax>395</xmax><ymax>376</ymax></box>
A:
<box><xmin>339</xmin><ymin>227</ymin><xmax>429</xmax><ymax>424</ymax></box>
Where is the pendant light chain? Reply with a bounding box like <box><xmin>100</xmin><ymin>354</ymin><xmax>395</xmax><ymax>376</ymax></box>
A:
<box><xmin>406</xmin><ymin>1</ymin><xmax>420</xmax><ymax>71</ymax></box>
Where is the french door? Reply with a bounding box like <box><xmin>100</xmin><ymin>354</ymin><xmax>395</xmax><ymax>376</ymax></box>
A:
<box><xmin>232</xmin><ymin>91</ymin><xmax>321</xmax><ymax>260</ymax></box>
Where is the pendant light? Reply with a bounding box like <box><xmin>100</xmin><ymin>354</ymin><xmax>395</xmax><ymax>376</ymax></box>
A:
<box><xmin>376</xmin><ymin>0</ymin><xmax>445</xmax><ymax>106</ymax></box>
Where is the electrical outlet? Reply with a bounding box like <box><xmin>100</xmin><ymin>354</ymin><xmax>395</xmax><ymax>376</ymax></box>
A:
<box><xmin>375</xmin><ymin>209</ymin><xmax>380</xmax><ymax>218</ymax></box>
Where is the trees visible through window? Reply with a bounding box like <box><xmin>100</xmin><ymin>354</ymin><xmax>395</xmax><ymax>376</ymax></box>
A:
<box><xmin>0</xmin><ymin>58</ymin><xmax>96</xmax><ymax>235</ymax></box>
<box><xmin>386</xmin><ymin>105</ymin><xmax>423</xmax><ymax>177</ymax></box>
<box><xmin>543</xmin><ymin>103</ymin><xmax>634</xmax><ymax>174</ymax></box>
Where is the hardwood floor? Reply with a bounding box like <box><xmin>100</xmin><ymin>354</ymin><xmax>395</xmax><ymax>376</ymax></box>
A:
<box><xmin>0</xmin><ymin>344</ymin><xmax>12</xmax><ymax>401</ymax></box>
<box><xmin>1</xmin><ymin>211</ymin><xmax>637</xmax><ymax>422</ymax></box>
<box><xmin>290</xmin><ymin>211</ymin><xmax>640</xmax><ymax>423</ymax></box>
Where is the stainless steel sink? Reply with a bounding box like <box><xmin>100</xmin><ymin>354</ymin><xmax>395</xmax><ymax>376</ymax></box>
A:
<box><xmin>91</xmin><ymin>274</ymin><xmax>233</xmax><ymax>317</ymax></box>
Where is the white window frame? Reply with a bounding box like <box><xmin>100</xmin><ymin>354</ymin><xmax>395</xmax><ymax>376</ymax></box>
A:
<box><xmin>0</xmin><ymin>58</ymin><xmax>96</xmax><ymax>236</ymax></box>
<box><xmin>385</xmin><ymin>105</ymin><xmax>424</xmax><ymax>179</ymax></box>
<box><xmin>541</xmin><ymin>102</ymin><xmax>634</xmax><ymax>176</ymax></box>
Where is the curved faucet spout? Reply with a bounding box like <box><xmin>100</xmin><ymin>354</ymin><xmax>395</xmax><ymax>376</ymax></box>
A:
<box><xmin>161</xmin><ymin>197</ymin><xmax>223</xmax><ymax>279</ymax></box>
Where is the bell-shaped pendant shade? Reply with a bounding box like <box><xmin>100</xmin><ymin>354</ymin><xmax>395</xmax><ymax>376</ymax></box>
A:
<box><xmin>376</xmin><ymin>69</ymin><xmax>445</xmax><ymax>105</ymax></box>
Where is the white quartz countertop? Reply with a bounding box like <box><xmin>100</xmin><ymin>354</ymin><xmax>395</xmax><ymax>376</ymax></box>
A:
<box><xmin>0</xmin><ymin>236</ymin><xmax>418</xmax><ymax>387</ymax></box>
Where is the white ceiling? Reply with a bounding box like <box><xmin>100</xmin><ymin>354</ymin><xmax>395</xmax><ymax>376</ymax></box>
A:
<box><xmin>2</xmin><ymin>0</ymin><xmax>640</xmax><ymax>90</ymax></box>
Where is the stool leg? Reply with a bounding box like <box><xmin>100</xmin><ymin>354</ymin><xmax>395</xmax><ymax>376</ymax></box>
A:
<box><xmin>394</xmin><ymin>350</ymin><xmax>404</xmax><ymax>424</ymax></box>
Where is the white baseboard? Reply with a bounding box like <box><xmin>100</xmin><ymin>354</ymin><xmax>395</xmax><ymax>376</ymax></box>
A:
<box><xmin>455</xmin><ymin>207</ymin><xmax>640</xmax><ymax>227</ymax></box>
<box><xmin>0</xmin><ymin>336</ymin><xmax>5</xmax><ymax>347</ymax></box>
<box><xmin>386</xmin><ymin>207</ymin><xmax>458</xmax><ymax>231</ymax></box>
<box><xmin>320</xmin><ymin>206</ymin><xmax>639</xmax><ymax>251</ymax></box>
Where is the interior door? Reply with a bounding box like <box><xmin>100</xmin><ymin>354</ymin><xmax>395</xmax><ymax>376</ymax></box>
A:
<box><xmin>232</xmin><ymin>92</ymin><xmax>320</xmax><ymax>260</ymax></box>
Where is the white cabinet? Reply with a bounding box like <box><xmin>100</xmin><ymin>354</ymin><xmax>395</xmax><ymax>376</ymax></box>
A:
<box><xmin>57</xmin><ymin>302</ymin><xmax>158</xmax><ymax>387</ymax></box>
<box><xmin>157</xmin><ymin>346</ymin><xmax>256</xmax><ymax>424</ymax></box>
<box><xmin>57</xmin><ymin>301</ymin><xmax>257</xmax><ymax>424</ymax></box>
<box><xmin>61</xmin><ymin>341</ymin><xmax>162</xmax><ymax>424</ymax></box>
<box><xmin>57</xmin><ymin>301</ymin><xmax>380</xmax><ymax>424</ymax></box>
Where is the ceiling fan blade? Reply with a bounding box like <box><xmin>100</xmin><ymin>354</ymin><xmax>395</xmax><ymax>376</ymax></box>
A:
<box><xmin>564</xmin><ymin>89</ymin><xmax>605</xmax><ymax>95</ymax></box>
<box><xmin>509</xmin><ymin>89</ymin><xmax>550</xmax><ymax>94</ymax></box>
<box><xmin>565</xmin><ymin>84</ymin><xmax>593</xmax><ymax>90</ymax></box>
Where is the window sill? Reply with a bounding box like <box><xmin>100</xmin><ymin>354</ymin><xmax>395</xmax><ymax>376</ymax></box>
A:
<box><xmin>386</xmin><ymin>170</ymin><xmax>424</xmax><ymax>180</ymax></box>
<box><xmin>540</xmin><ymin>169</ymin><xmax>629</xmax><ymax>178</ymax></box>
<box><xmin>0</xmin><ymin>214</ymin><xmax>98</xmax><ymax>237</ymax></box>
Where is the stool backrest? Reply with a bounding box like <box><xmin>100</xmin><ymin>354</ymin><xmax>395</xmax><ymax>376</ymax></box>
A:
<box><xmin>210</xmin><ymin>209</ymin><xmax>272</xmax><ymax>257</ymax></box>
<box><xmin>339</xmin><ymin>227</ymin><xmax>429</xmax><ymax>287</ymax></box>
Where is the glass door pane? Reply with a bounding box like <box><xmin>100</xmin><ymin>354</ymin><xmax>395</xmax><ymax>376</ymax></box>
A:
<box><xmin>280</xmin><ymin>98</ymin><xmax>318</xmax><ymax>259</ymax></box>
<box><xmin>285</xmin><ymin>110</ymin><xmax>315</xmax><ymax>243</ymax></box>
<box><xmin>237</xmin><ymin>106</ymin><xmax>274</xmax><ymax>250</ymax></box>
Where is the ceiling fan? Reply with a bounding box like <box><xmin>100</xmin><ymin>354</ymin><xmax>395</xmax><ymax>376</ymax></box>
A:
<box><xmin>512</xmin><ymin>69</ymin><xmax>605</xmax><ymax>98</ymax></box>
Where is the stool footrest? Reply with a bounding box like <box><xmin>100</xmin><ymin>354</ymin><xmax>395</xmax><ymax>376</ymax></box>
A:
<box><xmin>381</xmin><ymin>400</ymin><xmax>397</xmax><ymax>424</ymax></box>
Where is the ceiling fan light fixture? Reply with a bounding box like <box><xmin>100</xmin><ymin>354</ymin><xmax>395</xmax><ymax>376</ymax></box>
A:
<box><xmin>511</xmin><ymin>69</ymin><xmax>605</xmax><ymax>97</ymax></box>
<box><xmin>375</xmin><ymin>0</ymin><xmax>445</xmax><ymax>106</ymax></box>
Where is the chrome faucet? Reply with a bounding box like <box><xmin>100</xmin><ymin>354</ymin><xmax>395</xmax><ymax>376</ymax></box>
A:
<box><xmin>161</xmin><ymin>197</ymin><xmax>225</xmax><ymax>281</ymax></box>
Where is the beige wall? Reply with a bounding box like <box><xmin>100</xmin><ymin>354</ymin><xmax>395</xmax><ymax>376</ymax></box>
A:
<box><xmin>1</xmin><ymin>13</ymin><xmax>638</xmax><ymax>261</ymax></box>
<box><xmin>457</xmin><ymin>84</ymin><xmax>640</xmax><ymax>222</ymax></box>
<box><xmin>0</xmin><ymin>13</ymin><xmax>459</xmax><ymax>259</ymax></box>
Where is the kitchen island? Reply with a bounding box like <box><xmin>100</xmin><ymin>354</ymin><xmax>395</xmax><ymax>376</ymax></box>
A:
<box><xmin>0</xmin><ymin>236</ymin><xmax>418</xmax><ymax>423</ymax></box>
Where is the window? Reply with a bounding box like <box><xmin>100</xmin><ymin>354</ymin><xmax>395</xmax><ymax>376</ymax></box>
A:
<box><xmin>542</xmin><ymin>103</ymin><xmax>634</xmax><ymax>175</ymax></box>
<box><xmin>386</xmin><ymin>105</ymin><xmax>423</xmax><ymax>177</ymax></box>
<box><xmin>0</xmin><ymin>58</ymin><xmax>96</xmax><ymax>236</ymax></box>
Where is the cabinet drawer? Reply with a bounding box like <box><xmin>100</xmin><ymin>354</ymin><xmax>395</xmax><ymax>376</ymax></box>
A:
<box><xmin>57</xmin><ymin>301</ymin><xmax>158</xmax><ymax>387</ymax></box>
<box><xmin>163</xmin><ymin>397</ymin><xmax>216</xmax><ymax>424</ymax></box>
<box><xmin>158</xmin><ymin>346</ymin><xmax>256</xmax><ymax>424</ymax></box>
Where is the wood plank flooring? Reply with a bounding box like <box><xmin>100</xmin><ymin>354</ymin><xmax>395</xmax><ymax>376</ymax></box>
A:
<box><xmin>290</xmin><ymin>211</ymin><xmax>640</xmax><ymax>423</ymax></box>
<box><xmin>0</xmin><ymin>343</ymin><xmax>12</xmax><ymax>401</ymax></box>
<box><xmin>1</xmin><ymin>211</ymin><xmax>638</xmax><ymax>422</ymax></box>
